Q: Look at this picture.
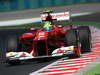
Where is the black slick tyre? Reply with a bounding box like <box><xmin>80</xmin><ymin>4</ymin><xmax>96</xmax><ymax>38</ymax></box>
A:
<box><xmin>7</xmin><ymin>60</ymin><xmax>21</xmax><ymax>65</ymax></box>
<box><xmin>64</xmin><ymin>29</ymin><xmax>81</xmax><ymax>58</ymax></box>
<box><xmin>77</xmin><ymin>26</ymin><xmax>91</xmax><ymax>53</ymax></box>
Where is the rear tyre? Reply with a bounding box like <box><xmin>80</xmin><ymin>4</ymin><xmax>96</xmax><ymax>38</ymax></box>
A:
<box><xmin>77</xmin><ymin>26</ymin><xmax>91</xmax><ymax>53</ymax></box>
<box><xmin>64</xmin><ymin>29</ymin><xmax>81</xmax><ymax>58</ymax></box>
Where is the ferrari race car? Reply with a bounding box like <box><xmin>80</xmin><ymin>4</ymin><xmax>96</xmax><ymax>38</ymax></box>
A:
<box><xmin>6</xmin><ymin>10</ymin><xmax>91</xmax><ymax>65</ymax></box>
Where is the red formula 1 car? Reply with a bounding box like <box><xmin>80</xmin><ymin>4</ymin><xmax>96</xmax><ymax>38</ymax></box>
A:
<box><xmin>6</xmin><ymin>10</ymin><xmax>91</xmax><ymax>65</ymax></box>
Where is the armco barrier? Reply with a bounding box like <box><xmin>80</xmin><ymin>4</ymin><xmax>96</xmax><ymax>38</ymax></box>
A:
<box><xmin>0</xmin><ymin>0</ymin><xmax>100</xmax><ymax>12</ymax></box>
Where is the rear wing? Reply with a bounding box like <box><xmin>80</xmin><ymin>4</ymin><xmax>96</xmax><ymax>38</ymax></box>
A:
<box><xmin>41</xmin><ymin>12</ymin><xmax>70</xmax><ymax>21</ymax></box>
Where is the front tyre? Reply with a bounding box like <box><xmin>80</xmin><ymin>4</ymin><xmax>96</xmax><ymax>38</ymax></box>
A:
<box><xmin>7</xmin><ymin>60</ymin><xmax>21</xmax><ymax>65</ymax></box>
<box><xmin>77</xmin><ymin>26</ymin><xmax>91</xmax><ymax>53</ymax></box>
<box><xmin>64</xmin><ymin>29</ymin><xmax>81</xmax><ymax>58</ymax></box>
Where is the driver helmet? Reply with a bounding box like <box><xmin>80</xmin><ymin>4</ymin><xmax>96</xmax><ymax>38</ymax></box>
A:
<box><xmin>43</xmin><ymin>21</ymin><xmax>52</xmax><ymax>31</ymax></box>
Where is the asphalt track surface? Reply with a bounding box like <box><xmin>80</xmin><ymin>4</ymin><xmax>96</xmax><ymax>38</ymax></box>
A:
<box><xmin>0</xmin><ymin>12</ymin><xmax>100</xmax><ymax>75</ymax></box>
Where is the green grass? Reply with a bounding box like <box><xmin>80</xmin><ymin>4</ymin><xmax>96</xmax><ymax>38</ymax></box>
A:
<box><xmin>84</xmin><ymin>64</ymin><xmax>100</xmax><ymax>75</ymax></box>
<box><xmin>0</xmin><ymin>21</ymin><xmax>100</xmax><ymax>28</ymax></box>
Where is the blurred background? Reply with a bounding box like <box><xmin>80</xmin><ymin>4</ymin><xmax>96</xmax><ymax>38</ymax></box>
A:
<box><xmin>0</xmin><ymin>0</ymin><xmax>100</xmax><ymax>12</ymax></box>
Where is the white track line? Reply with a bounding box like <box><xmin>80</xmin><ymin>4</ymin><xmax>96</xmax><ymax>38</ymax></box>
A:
<box><xmin>49</xmin><ymin>63</ymin><xmax>87</xmax><ymax>67</ymax></box>
<box><xmin>58</xmin><ymin>60</ymin><xmax>92</xmax><ymax>63</ymax></box>
<box><xmin>0</xmin><ymin>12</ymin><xmax>92</xmax><ymax>26</ymax></box>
